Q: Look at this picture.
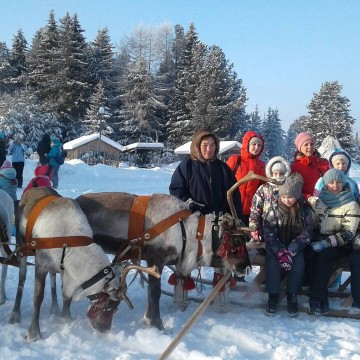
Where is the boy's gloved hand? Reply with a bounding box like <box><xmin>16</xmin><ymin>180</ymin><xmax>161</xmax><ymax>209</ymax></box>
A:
<box><xmin>308</xmin><ymin>196</ymin><xmax>319</xmax><ymax>206</ymax></box>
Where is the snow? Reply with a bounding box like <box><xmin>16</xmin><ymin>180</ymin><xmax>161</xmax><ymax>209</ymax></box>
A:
<box><xmin>1</xmin><ymin>158</ymin><xmax>360</xmax><ymax>359</ymax></box>
<box><xmin>63</xmin><ymin>133</ymin><xmax>124</xmax><ymax>151</ymax></box>
<box><xmin>174</xmin><ymin>141</ymin><xmax>241</xmax><ymax>155</ymax></box>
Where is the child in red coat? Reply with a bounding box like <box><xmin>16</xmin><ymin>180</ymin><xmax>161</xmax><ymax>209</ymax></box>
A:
<box><xmin>226</xmin><ymin>130</ymin><xmax>266</xmax><ymax>224</ymax></box>
<box><xmin>22</xmin><ymin>163</ymin><xmax>54</xmax><ymax>196</ymax></box>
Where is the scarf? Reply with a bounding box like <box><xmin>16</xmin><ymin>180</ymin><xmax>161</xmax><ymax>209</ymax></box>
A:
<box><xmin>319</xmin><ymin>185</ymin><xmax>354</xmax><ymax>208</ymax></box>
<box><xmin>278</xmin><ymin>202</ymin><xmax>304</xmax><ymax>246</ymax></box>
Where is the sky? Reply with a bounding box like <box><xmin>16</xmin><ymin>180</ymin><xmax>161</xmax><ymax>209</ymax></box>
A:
<box><xmin>1</xmin><ymin>0</ymin><xmax>360</xmax><ymax>132</ymax></box>
<box><xmin>0</xmin><ymin>156</ymin><xmax>360</xmax><ymax>359</ymax></box>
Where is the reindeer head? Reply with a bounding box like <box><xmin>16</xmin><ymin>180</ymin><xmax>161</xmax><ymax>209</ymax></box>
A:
<box><xmin>87</xmin><ymin>264</ymin><xmax>160</xmax><ymax>332</ymax></box>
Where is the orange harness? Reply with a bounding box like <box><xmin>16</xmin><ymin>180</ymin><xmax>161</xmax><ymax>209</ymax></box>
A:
<box><xmin>17</xmin><ymin>194</ymin><xmax>92</xmax><ymax>257</ymax></box>
<box><xmin>113</xmin><ymin>196</ymin><xmax>206</xmax><ymax>262</ymax></box>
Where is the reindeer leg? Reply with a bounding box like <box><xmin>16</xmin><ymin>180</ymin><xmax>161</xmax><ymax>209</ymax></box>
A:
<box><xmin>27</xmin><ymin>268</ymin><xmax>47</xmax><ymax>342</ymax></box>
<box><xmin>61</xmin><ymin>298</ymin><xmax>72</xmax><ymax>321</ymax></box>
<box><xmin>144</xmin><ymin>264</ymin><xmax>164</xmax><ymax>330</ymax></box>
<box><xmin>9</xmin><ymin>256</ymin><xmax>28</xmax><ymax>324</ymax></box>
<box><xmin>49</xmin><ymin>272</ymin><xmax>60</xmax><ymax>316</ymax></box>
<box><xmin>0</xmin><ymin>264</ymin><xmax>8</xmax><ymax>304</ymax></box>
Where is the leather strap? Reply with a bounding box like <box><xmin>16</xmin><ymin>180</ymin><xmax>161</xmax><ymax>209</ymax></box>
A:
<box><xmin>25</xmin><ymin>194</ymin><xmax>60</xmax><ymax>243</ymax></box>
<box><xmin>128</xmin><ymin>196</ymin><xmax>151</xmax><ymax>239</ymax></box>
<box><xmin>131</xmin><ymin>209</ymin><xmax>192</xmax><ymax>246</ymax></box>
<box><xmin>196</xmin><ymin>215</ymin><xmax>205</xmax><ymax>256</ymax></box>
<box><xmin>25</xmin><ymin>236</ymin><xmax>93</xmax><ymax>250</ymax></box>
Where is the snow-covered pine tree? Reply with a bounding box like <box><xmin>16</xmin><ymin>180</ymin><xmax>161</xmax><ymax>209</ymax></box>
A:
<box><xmin>58</xmin><ymin>13</ymin><xmax>89</xmax><ymax>120</ymax></box>
<box><xmin>27</xmin><ymin>10</ymin><xmax>62</xmax><ymax>115</ymax></box>
<box><xmin>120</xmin><ymin>59</ymin><xmax>164</xmax><ymax>143</ymax></box>
<box><xmin>167</xmin><ymin>23</ymin><xmax>204</xmax><ymax>146</ymax></box>
<box><xmin>0</xmin><ymin>42</ymin><xmax>14</xmax><ymax>93</ymax></box>
<box><xmin>261</xmin><ymin>107</ymin><xmax>285</xmax><ymax>161</ymax></box>
<box><xmin>10</xmin><ymin>29</ymin><xmax>28</xmax><ymax>91</ymax></box>
<box><xmin>192</xmin><ymin>45</ymin><xmax>247</xmax><ymax>140</ymax></box>
<box><xmin>247</xmin><ymin>106</ymin><xmax>263</xmax><ymax>135</ymax></box>
<box><xmin>283</xmin><ymin>126</ymin><xmax>297</xmax><ymax>160</ymax></box>
<box><xmin>307</xmin><ymin>81</ymin><xmax>355</xmax><ymax>149</ymax></box>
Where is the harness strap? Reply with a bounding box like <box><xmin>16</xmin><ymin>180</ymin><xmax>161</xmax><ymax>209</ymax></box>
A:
<box><xmin>196</xmin><ymin>215</ymin><xmax>205</xmax><ymax>256</ymax></box>
<box><xmin>133</xmin><ymin>209</ymin><xmax>192</xmax><ymax>246</ymax></box>
<box><xmin>128</xmin><ymin>196</ymin><xmax>151</xmax><ymax>239</ymax></box>
<box><xmin>81</xmin><ymin>266</ymin><xmax>113</xmax><ymax>290</ymax></box>
<box><xmin>25</xmin><ymin>194</ymin><xmax>60</xmax><ymax>243</ymax></box>
<box><xmin>25</xmin><ymin>236</ymin><xmax>93</xmax><ymax>250</ymax></box>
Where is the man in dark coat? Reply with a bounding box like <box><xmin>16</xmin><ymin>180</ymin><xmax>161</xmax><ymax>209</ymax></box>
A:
<box><xmin>37</xmin><ymin>134</ymin><xmax>51</xmax><ymax>165</ymax></box>
<box><xmin>169</xmin><ymin>129</ymin><xmax>244</xmax><ymax>221</ymax></box>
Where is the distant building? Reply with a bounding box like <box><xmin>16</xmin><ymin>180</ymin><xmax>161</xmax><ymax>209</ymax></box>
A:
<box><xmin>122</xmin><ymin>142</ymin><xmax>165</xmax><ymax>167</ymax></box>
<box><xmin>174</xmin><ymin>140</ymin><xmax>241</xmax><ymax>161</ymax></box>
<box><xmin>63</xmin><ymin>133</ymin><xmax>124</xmax><ymax>166</ymax></box>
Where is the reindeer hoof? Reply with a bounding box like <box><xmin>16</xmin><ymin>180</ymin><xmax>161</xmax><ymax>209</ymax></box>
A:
<box><xmin>151</xmin><ymin>319</ymin><xmax>164</xmax><ymax>331</ymax></box>
<box><xmin>9</xmin><ymin>311</ymin><xmax>21</xmax><ymax>324</ymax></box>
<box><xmin>26</xmin><ymin>332</ymin><xmax>41</xmax><ymax>343</ymax></box>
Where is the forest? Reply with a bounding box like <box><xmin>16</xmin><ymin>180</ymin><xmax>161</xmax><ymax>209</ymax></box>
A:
<box><xmin>0</xmin><ymin>10</ymin><xmax>356</xmax><ymax>161</ymax></box>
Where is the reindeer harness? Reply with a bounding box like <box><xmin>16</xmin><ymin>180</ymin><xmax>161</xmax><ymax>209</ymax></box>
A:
<box><xmin>112</xmin><ymin>195</ymin><xmax>206</xmax><ymax>264</ymax></box>
<box><xmin>17</xmin><ymin>193</ymin><xmax>114</xmax><ymax>292</ymax></box>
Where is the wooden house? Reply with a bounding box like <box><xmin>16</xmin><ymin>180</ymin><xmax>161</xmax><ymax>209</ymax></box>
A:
<box><xmin>63</xmin><ymin>133</ymin><xmax>124</xmax><ymax>166</ymax></box>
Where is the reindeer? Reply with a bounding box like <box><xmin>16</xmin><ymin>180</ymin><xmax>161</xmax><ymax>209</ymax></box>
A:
<box><xmin>8</xmin><ymin>187</ymin><xmax>159</xmax><ymax>342</ymax></box>
<box><xmin>75</xmin><ymin>172</ymin><xmax>270</xmax><ymax>329</ymax></box>
<box><xmin>0</xmin><ymin>189</ymin><xmax>15</xmax><ymax>304</ymax></box>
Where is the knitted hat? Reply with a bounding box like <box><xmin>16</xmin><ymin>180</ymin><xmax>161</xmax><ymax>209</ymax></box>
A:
<box><xmin>294</xmin><ymin>132</ymin><xmax>315</xmax><ymax>151</ymax></box>
<box><xmin>323</xmin><ymin>169</ymin><xmax>347</xmax><ymax>186</ymax></box>
<box><xmin>278</xmin><ymin>173</ymin><xmax>304</xmax><ymax>200</ymax></box>
<box><xmin>249</xmin><ymin>136</ymin><xmax>263</xmax><ymax>146</ymax></box>
<box><xmin>1</xmin><ymin>160</ymin><xmax>12</xmax><ymax>169</ymax></box>
<box><xmin>331</xmin><ymin>153</ymin><xmax>349</xmax><ymax>167</ymax></box>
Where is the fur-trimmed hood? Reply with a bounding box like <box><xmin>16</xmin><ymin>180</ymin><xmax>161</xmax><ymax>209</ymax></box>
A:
<box><xmin>265</xmin><ymin>156</ymin><xmax>291</xmax><ymax>178</ymax></box>
<box><xmin>329</xmin><ymin>148</ymin><xmax>352</xmax><ymax>174</ymax></box>
<box><xmin>240</xmin><ymin>131</ymin><xmax>264</xmax><ymax>160</ymax></box>
<box><xmin>190</xmin><ymin>129</ymin><xmax>220</xmax><ymax>163</ymax></box>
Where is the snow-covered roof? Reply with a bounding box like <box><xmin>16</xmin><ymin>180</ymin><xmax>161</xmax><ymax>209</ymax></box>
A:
<box><xmin>174</xmin><ymin>140</ymin><xmax>241</xmax><ymax>155</ymax></box>
<box><xmin>63</xmin><ymin>133</ymin><xmax>124</xmax><ymax>151</ymax></box>
<box><xmin>123</xmin><ymin>142</ymin><xmax>164</xmax><ymax>151</ymax></box>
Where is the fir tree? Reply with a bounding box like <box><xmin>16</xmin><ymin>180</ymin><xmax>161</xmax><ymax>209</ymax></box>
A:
<box><xmin>10</xmin><ymin>29</ymin><xmax>28</xmax><ymax>91</ymax></box>
<box><xmin>262</xmin><ymin>107</ymin><xmax>285</xmax><ymax>161</ymax></box>
<box><xmin>192</xmin><ymin>45</ymin><xmax>247</xmax><ymax>140</ymax></box>
<box><xmin>307</xmin><ymin>81</ymin><xmax>355</xmax><ymax>149</ymax></box>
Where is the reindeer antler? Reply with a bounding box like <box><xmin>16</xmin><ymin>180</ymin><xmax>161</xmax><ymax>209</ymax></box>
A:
<box><xmin>120</xmin><ymin>264</ymin><xmax>160</xmax><ymax>291</ymax></box>
<box><xmin>227</xmin><ymin>171</ymin><xmax>281</xmax><ymax>225</ymax></box>
<box><xmin>117</xmin><ymin>264</ymin><xmax>161</xmax><ymax>309</ymax></box>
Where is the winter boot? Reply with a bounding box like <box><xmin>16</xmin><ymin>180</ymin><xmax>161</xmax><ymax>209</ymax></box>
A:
<box><xmin>287</xmin><ymin>293</ymin><xmax>298</xmax><ymax>317</ymax></box>
<box><xmin>309</xmin><ymin>297</ymin><xmax>329</xmax><ymax>316</ymax></box>
<box><xmin>265</xmin><ymin>293</ymin><xmax>279</xmax><ymax>316</ymax></box>
<box><xmin>352</xmin><ymin>298</ymin><xmax>360</xmax><ymax>309</ymax></box>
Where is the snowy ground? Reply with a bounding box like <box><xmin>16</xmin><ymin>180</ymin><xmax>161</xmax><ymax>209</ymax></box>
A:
<box><xmin>1</xmin><ymin>158</ymin><xmax>360</xmax><ymax>360</ymax></box>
